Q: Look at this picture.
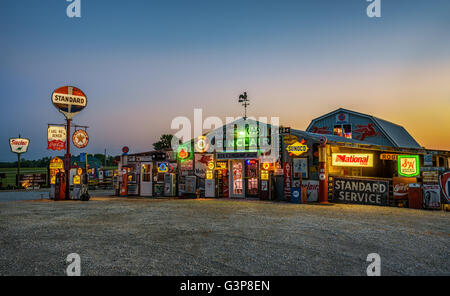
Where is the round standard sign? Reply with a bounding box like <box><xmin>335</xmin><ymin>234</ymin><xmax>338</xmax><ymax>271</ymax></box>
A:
<box><xmin>51</xmin><ymin>86</ymin><xmax>87</xmax><ymax>119</ymax></box>
<box><xmin>72</xmin><ymin>130</ymin><xmax>89</xmax><ymax>149</ymax></box>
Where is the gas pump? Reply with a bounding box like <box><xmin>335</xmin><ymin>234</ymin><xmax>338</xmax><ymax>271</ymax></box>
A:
<box><xmin>205</xmin><ymin>169</ymin><xmax>215</xmax><ymax>197</ymax></box>
<box><xmin>54</xmin><ymin>171</ymin><xmax>66</xmax><ymax>201</ymax></box>
<box><xmin>80</xmin><ymin>172</ymin><xmax>90</xmax><ymax>201</ymax></box>
<box><xmin>120</xmin><ymin>168</ymin><xmax>128</xmax><ymax>197</ymax></box>
<box><xmin>260</xmin><ymin>165</ymin><xmax>272</xmax><ymax>200</ymax></box>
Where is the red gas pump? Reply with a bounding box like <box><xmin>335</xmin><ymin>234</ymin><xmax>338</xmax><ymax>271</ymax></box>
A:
<box><xmin>120</xmin><ymin>168</ymin><xmax>128</xmax><ymax>197</ymax></box>
<box><xmin>318</xmin><ymin>138</ymin><xmax>329</xmax><ymax>204</ymax></box>
<box><xmin>54</xmin><ymin>171</ymin><xmax>66</xmax><ymax>201</ymax></box>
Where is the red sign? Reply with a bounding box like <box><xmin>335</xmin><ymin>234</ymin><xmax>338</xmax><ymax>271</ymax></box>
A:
<box><xmin>122</xmin><ymin>146</ymin><xmax>129</xmax><ymax>154</ymax></box>
<box><xmin>72</xmin><ymin>130</ymin><xmax>89</xmax><ymax>149</ymax></box>
<box><xmin>393</xmin><ymin>177</ymin><xmax>417</xmax><ymax>199</ymax></box>
<box><xmin>284</xmin><ymin>163</ymin><xmax>292</xmax><ymax>200</ymax></box>
<box><xmin>440</xmin><ymin>172</ymin><xmax>450</xmax><ymax>203</ymax></box>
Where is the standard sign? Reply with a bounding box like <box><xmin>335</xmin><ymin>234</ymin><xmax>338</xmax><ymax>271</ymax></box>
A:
<box><xmin>333</xmin><ymin>177</ymin><xmax>389</xmax><ymax>206</ymax></box>
<box><xmin>51</xmin><ymin>86</ymin><xmax>87</xmax><ymax>119</ymax></box>
<box><xmin>9</xmin><ymin>138</ymin><xmax>30</xmax><ymax>154</ymax></box>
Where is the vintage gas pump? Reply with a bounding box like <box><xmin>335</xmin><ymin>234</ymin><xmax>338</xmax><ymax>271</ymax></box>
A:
<box><xmin>318</xmin><ymin>137</ymin><xmax>329</xmax><ymax>203</ymax></box>
<box><xmin>54</xmin><ymin>171</ymin><xmax>66</xmax><ymax>201</ymax></box>
<box><xmin>205</xmin><ymin>169</ymin><xmax>215</xmax><ymax>198</ymax></box>
<box><xmin>260</xmin><ymin>162</ymin><xmax>272</xmax><ymax>200</ymax></box>
<box><xmin>120</xmin><ymin>167</ymin><xmax>128</xmax><ymax>197</ymax></box>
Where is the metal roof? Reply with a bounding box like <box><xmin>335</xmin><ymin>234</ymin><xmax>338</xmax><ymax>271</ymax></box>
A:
<box><xmin>306</xmin><ymin>108</ymin><xmax>422</xmax><ymax>149</ymax></box>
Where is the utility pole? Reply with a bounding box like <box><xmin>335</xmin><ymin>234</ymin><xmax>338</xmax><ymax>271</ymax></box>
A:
<box><xmin>238</xmin><ymin>92</ymin><xmax>250</xmax><ymax>120</ymax></box>
<box><xmin>16</xmin><ymin>134</ymin><xmax>21</xmax><ymax>188</ymax></box>
<box><xmin>104</xmin><ymin>148</ymin><xmax>107</xmax><ymax>167</ymax></box>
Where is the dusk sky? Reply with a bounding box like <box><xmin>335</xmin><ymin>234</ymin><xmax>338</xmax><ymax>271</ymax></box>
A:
<box><xmin>1</xmin><ymin>0</ymin><xmax>449</xmax><ymax>161</ymax></box>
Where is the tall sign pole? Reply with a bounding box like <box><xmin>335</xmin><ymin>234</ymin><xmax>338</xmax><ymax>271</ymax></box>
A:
<box><xmin>9</xmin><ymin>136</ymin><xmax>30</xmax><ymax>188</ymax></box>
<box><xmin>51</xmin><ymin>86</ymin><xmax>87</xmax><ymax>200</ymax></box>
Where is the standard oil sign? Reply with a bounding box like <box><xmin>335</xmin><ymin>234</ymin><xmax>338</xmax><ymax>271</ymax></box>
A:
<box><xmin>333</xmin><ymin>177</ymin><xmax>389</xmax><ymax>206</ymax></box>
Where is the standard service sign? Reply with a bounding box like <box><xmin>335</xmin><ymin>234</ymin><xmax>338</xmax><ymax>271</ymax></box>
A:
<box><xmin>51</xmin><ymin>86</ymin><xmax>87</xmax><ymax>119</ymax></box>
<box><xmin>9</xmin><ymin>138</ymin><xmax>30</xmax><ymax>154</ymax></box>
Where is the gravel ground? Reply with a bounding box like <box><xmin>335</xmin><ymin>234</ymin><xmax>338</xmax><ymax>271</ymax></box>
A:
<box><xmin>0</xmin><ymin>197</ymin><xmax>448</xmax><ymax>276</ymax></box>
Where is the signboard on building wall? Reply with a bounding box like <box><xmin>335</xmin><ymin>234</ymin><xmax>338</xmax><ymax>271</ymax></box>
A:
<box><xmin>424</xmin><ymin>154</ymin><xmax>433</xmax><ymax>167</ymax></box>
<box><xmin>440</xmin><ymin>172</ymin><xmax>450</xmax><ymax>204</ymax></box>
<box><xmin>331</xmin><ymin>153</ymin><xmax>373</xmax><ymax>167</ymax></box>
<box><xmin>335</xmin><ymin>112</ymin><xmax>349</xmax><ymax>124</ymax></box>
<box><xmin>293</xmin><ymin>158</ymin><xmax>308</xmax><ymax>178</ymax></box>
<box><xmin>423</xmin><ymin>185</ymin><xmax>441</xmax><ymax>209</ymax></box>
<box><xmin>332</xmin><ymin>177</ymin><xmax>389</xmax><ymax>206</ymax></box>
<box><xmin>393</xmin><ymin>177</ymin><xmax>417</xmax><ymax>199</ymax></box>
<box><xmin>283</xmin><ymin>163</ymin><xmax>292</xmax><ymax>200</ymax></box>
<box><xmin>293</xmin><ymin>180</ymin><xmax>319</xmax><ymax>202</ymax></box>
<box><xmin>398</xmin><ymin>155</ymin><xmax>420</xmax><ymax>177</ymax></box>
<box><xmin>194</xmin><ymin>154</ymin><xmax>213</xmax><ymax>178</ymax></box>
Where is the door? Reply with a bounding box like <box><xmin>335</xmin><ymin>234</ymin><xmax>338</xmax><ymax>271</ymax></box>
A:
<box><xmin>229</xmin><ymin>160</ymin><xmax>244</xmax><ymax>198</ymax></box>
<box><xmin>140</xmin><ymin>162</ymin><xmax>153</xmax><ymax>196</ymax></box>
<box><xmin>245</xmin><ymin>159</ymin><xmax>259</xmax><ymax>197</ymax></box>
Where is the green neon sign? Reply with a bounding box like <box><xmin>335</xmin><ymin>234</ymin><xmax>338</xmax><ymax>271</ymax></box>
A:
<box><xmin>397</xmin><ymin>155</ymin><xmax>420</xmax><ymax>177</ymax></box>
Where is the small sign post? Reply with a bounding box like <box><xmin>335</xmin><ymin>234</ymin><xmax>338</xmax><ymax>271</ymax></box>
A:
<box><xmin>9</xmin><ymin>135</ymin><xmax>30</xmax><ymax>188</ymax></box>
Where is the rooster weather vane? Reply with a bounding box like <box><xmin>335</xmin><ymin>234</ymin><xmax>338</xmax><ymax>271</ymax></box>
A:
<box><xmin>238</xmin><ymin>92</ymin><xmax>250</xmax><ymax>120</ymax></box>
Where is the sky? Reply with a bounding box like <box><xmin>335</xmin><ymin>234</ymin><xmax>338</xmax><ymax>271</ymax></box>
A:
<box><xmin>1</xmin><ymin>0</ymin><xmax>449</xmax><ymax>161</ymax></box>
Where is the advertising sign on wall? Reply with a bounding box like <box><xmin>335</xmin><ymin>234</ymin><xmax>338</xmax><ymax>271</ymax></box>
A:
<box><xmin>332</xmin><ymin>153</ymin><xmax>373</xmax><ymax>167</ymax></box>
<box><xmin>335</xmin><ymin>112</ymin><xmax>349</xmax><ymax>124</ymax></box>
<box><xmin>393</xmin><ymin>177</ymin><xmax>417</xmax><ymax>199</ymax></box>
<box><xmin>283</xmin><ymin>162</ymin><xmax>292</xmax><ymax>199</ymax></box>
<box><xmin>398</xmin><ymin>155</ymin><xmax>420</xmax><ymax>177</ymax></box>
<box><xmin>286</xmin><ymin>139</ymin><xmax>308</xmax><ymax>156</ymax></box>
<box><xmin>423</xmin><ymin>185</ymin><xmax>441</xmax><ymax>209</ymax></box>
<box><xmin>47</xmin><ymin>125</ymin><xmax>66</xmax><ymax>151</ymax></box>
<box><xmin>293</xmin><ymin>158</ymin><xmax>308</xmax><ymax>178</ymax></box>
<box><xmin>293</xmin><ymin>180</ymin><xmax>319</xmax><ymax>202</ymax></box>
<box><xmin>332</xmin><ymin>177</ymin><xmax>389</xmax><ymax>206</ymax></box>
<box><xmin>194</xmin><ymin>154</ymin><xmax>213</xmax><ymax>178</ymax></box>
<box><xmin>440</xmin><ymin>172</ymin><xmax>450</xmax><ymax>204</ymax></box>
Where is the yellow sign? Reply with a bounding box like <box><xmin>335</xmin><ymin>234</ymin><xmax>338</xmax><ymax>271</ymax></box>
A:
<box><xmin>77</xmin><ymin>168</ymin><xmax>83</xmax><ymax>175</ymax></box>
<box><xmin>283</xmin><ymin>135</ymin><xmax>298</xmax><ymax>145</ymax></box>
<box><xmin>216</xmin><ymin>161</ymin><xmax>227</xmax><ymax>169</ymax></box>
<box><xmin>49</xmin><ymin>157</ymin><xmax>64</xmax><ymax>170</ymax></box>
<box><xmin>380</xmin><ymin>154</ymin><xmax>398</xmax><ymax>160</ymax></box>
<box><xmin>206</xmin><ymin>170</ymin><xmax>214</xmax><ymax>180</ymax></box>
<box><xmin>207</xmin><ymin>162</ymin><xmax>215</xmax><ymax>170</ymax></box>
<box><xmin>73</xmin><ymin>175</ymin><xmax>81</xmax><ymax>185</ymax></box>
<box><xmin>286</xmin><ymin>140</ymin><xmax>309</xmax><ymax>156</ymax></box>
<box><xmin>261</xmin><ymin>170</ymin><xmax>269</xmax><ymax>180</ymax></box>
<box><xmin>332</xmin><ymin>153</ymin><xmax>374</xmax><ymax>167</ymax></box>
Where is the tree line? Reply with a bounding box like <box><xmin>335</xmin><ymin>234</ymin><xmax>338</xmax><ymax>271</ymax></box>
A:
<box><xmin>0</xmin><ymin>154</ymin><xmax>117</xmax><ymax>168</ymax></box>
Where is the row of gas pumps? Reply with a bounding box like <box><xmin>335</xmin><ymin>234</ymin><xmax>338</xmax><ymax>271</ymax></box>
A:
<box><xmin>50</xmin><ymin>168</ymin><xmax>90</xmax><ymax>201</ymax></box>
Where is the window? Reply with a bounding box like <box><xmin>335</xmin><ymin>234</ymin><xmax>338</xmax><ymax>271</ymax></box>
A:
<box><xmin>334</xmin><ymin>124</ymin><xmax>352</xmax><ymax>139</ymax></box>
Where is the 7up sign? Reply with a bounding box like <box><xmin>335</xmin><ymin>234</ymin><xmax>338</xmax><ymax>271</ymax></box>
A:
<box><xmin>9</xmin><ymin>138</ymin><xmax>30</xmax><ymax>154</ymax></box>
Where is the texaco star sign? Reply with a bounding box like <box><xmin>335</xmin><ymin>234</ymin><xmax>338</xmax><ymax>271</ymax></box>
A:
<box><xmin>72</xmin><ymin>129</ymin><xmax>89</xmax><ymax>149</ymax></box>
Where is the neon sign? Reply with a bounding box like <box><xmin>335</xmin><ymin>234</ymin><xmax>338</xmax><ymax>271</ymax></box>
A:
<box><xmin>158</xmin><ymin>162</ymin><xmax>169</xmax><ymax>173</ymax></box>
<box><xmin>195</xmin><ymin>136</ymin><xmax>209</xmax><ymax>153</ymax></box>
<box><xmin>178</xmin><ymin>148</ymin><xmax>189</xmax><ymax>159</ymax></box>
<box><xmin>398</xmin><ymin>155</ymin><xmax>419</xmax><ymax>177</ymax></box>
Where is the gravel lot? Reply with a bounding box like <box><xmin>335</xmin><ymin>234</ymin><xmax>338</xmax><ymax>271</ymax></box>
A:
<box><xmin>0</xmin><ymin>197</ymin><xmax>448</xmax><ymax>276</ymax></box>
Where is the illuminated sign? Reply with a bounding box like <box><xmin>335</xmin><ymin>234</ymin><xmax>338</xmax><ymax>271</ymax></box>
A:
<box><xmin>398</xmin><ymin>155</ymin><xmax>420</xmax><ymax>177</ymax></box>
<box><xmin>51</xmin><ymin>86</ymin><xmax>87</xmax><ymax>119</ymax></box>
<box><xmin>286</xmin><ymin>139</ymin><xmax>309</xmax><ymax>156</ymax></box>
<box><xmin>380</xmin><ymin>154</ymin><xmax>398</xmax><ymax>161</ymax></box>
<box><xmin>261</xmin><ymin>170</ymin><xmax>269</xmax><ymax>180</ymax></box>
<box><xmin>9</xmin><ymin>138</ymin><xmax>30</xmax><ymax>154</ymax></box>
<box><xmin>158</xmin><ymin>162</ymin><xmax>169</xmax><ymax>173</ymax></box>
<box><xmin>283</xmin><ymin>135</ymin><xmax>298</xmax><ymax>145</ymax></box>
<box><xmin>206</xmin><ymin>170</ymin><xmax>214</xmax><ymax>180</ymax></box>
<box><xmin>262</xmin><ymin>162</ymin><xmax>273</xmax><ymax>170</ymax></box>
<box><xmin>72</xmin><ymin>130</ymin><xmax>89</xmax><ymax>149</ymax></box>
<box><xmin>332</xmin><ymin>153</ymin><xmax>373</xmax><ymax>167</ymax></box>
<box><xmin>178</xmin><ymin>148</ymin><xmax>189</xmax><ymax>159</ymax></box>
<box><xmin>207</xmin><ymin>162</ymin><xmax>215</xmax><ymax>170</ymax></box>
<box><xmin>216</xmin><ymin>161</ymin><xmax>227</xmax><ymax>169</ymax></box>
<box><xmin>77</xmin><ymin>168</ymin><xmax>83</xmax><ymax>175</ymax></box>
<box><xmin>195</xmin><ymin>136</ymin><xmax>210</xmax><ymax>153</ymax></box>
<box><xmin>47</xmin><ymin>126</ymin><xmax>66</xmax><ymax>151</ymax></box>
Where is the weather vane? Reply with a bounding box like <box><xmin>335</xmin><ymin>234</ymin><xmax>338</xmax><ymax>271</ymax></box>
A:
<box><xmin>238</xmin><ymin>91</ymin><xmax>250</xmax><ymax>120</ymax></box>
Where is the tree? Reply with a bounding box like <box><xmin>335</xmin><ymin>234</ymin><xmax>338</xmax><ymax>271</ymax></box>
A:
<box><xmin>153</xmin><ymin>134</ymin><xmax>174</xmax><ymax>150</ymax></box>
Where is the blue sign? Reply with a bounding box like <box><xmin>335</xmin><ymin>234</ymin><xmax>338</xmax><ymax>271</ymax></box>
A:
<box><xmin>80</xmin><ymin>153</ymin><xmax>86</xmax><ymax>163</ymax></box>
<box><xmin>291</xmin><ymin>187</ymin><xmax>301</xmax><ymax>204</ymax></box>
